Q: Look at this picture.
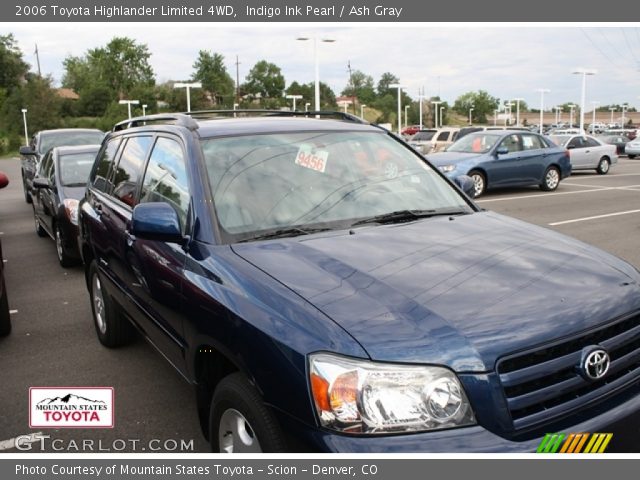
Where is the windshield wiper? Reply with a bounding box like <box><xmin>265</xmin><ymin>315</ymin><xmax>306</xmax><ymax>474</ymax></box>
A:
<box><xmin>351</xmin><ymin>209</ymin><xmax>469</xmax><ymax>227</ymax></box>
<box><xmin>238</xmin><ymin>226</ymin><xmax>333</xmax><ymax>243</ymax></box>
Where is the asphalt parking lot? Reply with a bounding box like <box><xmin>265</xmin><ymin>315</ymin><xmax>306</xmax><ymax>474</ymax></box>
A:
<box><xmin>0</xmin><ymin>155</ymin><xmax>639</xmax><ymax>453</ymax></box>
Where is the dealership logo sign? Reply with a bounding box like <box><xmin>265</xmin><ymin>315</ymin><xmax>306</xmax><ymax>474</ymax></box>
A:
<box><xmin>29</xmin><ymin>387</ymin><xmax>114</xmax><ymax>428</ymax></box>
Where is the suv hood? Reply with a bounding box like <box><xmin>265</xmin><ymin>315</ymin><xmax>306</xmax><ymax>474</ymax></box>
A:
<box><xmin>232</xmin><ymin>212</ymin><xmax>640</xmax><ymax>372</ymax></box>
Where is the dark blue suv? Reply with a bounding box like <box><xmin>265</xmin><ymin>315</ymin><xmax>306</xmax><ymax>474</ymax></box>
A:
<box><xmin>79</xmin><ymin>111</ymin><xmax>640</xmax><ymax>452</ymax></box>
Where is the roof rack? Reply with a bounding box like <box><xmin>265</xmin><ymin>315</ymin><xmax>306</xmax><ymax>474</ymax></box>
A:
<box><xmin>185</xmin><ymin>109</ymin><xmax>368</xmax><ymax>124</ymax></box>
<box><xmin>113</xmin><ymin>113</ymin><xmax>199</xmax><ymax>132</ymax></box>
<box><xmin>112</xmin><ymin>109</ymin><xmax>369</xmax><ymax>132</ymax></box>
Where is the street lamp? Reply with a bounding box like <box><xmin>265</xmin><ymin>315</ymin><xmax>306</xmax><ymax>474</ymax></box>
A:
<box><xmin>513</xmin><ymin>98</ymin><xmax>524</xmax><ymax>126</ymax></box>
<box><xmin>440</xmin><ymin>106</ymin><xmax>445</xmax><ymax>127</ymax></box>
<box><xmin>468</xmin><ymin>106</ymin><xmax>474</xmax><ymax>125</ymax></box>
<box><xmin>404</xmin><ymin>105</ymin><xmax>410</xmax><ymax>129</ymax></box>
<box><xmin>504</xmin><ymin>101</ymin><xmax>512</xmax><ymax>126</ymax></box>
<box><xmin>573</xmin><ymin>68</ymin><xmax>597</xmax><ymax>133</ymax></box>
<box><xmin>494</xmin><ymin>108</ymin><xmax>499</xmax><ymax>126</ymax></box>
<box><xmin>567</xmin><ymin>104</ymin><xmax>576</xmax><ymax>128</ymax></box>
<box><xmin>142</xmin><ymin>104</ymin><xmax>147</xmax><ymax>116</ymax></box>
<box><xmin>609</xmin><ymin>107</ymin><xmax>616</xmax><ymax>125</ymax></box>
<box><xmin>622</xmin><ymin>103</ymin><xmax>628</xmax><ymax>127</ymax></box>
<box><xmin>431</xmin><ymin>101</ymin><xmax>442</xmax><ymax>129</ymax></box>
<box><xmin>590</xmin><ymin>101</ymin><xmax>600</xmax><ymax>134</ymax></box>
<box><xmin>536</xmin><ymin>89</ymin><xmax>550</xmax><ymax>134</ymax></box>
<box><xmin>21</xmin><ymin>108</ymin><xmax>28</xmax><ymax>146</ymax></box>
<box><xmin>417</xmin><ymin>90</ymin><xmax>426</xmax><ymax>130</ymax></box>
<box><xmin>297</xmin><ymin>36</ymin><xmax>335</xmax><ymax>111</ymax></box>
<box><xmin>305</xmin><ymin>102</ymin><xmax>311</xmax><ymax>112</ymax></box>
<box><xmin>389</xmin><ymin>83</ymin><xmax>405</xmax><ymax>134</ymax></box>
<box><xmin>554</xmin><ymin>106</ymin><xmax>562</xmax><ymax>125</ymax></box>
<box><xmin>286</xmin><ymin>94</ymin><xmax>303</xmax><ymax>111</ymax></box>
<box><xmin>360</xmin><ymin>104</ymin><xmax>366</xmax><ymax>119</ymax></box>
<box><xmin>118</xmin><ymin>99</ymin><xmax>140</xmax><ymax>119</ymax></box>
<box><xmin>173</xmin><ymin>82</ymin><xmax>202</xmax><ymax>113</ymax></box>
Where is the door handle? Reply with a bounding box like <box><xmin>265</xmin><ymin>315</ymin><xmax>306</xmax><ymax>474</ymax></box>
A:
<box><xmin>94</xmin><ymin>203</ymin><xmax>103</xmax><ymax>214</ymax></box>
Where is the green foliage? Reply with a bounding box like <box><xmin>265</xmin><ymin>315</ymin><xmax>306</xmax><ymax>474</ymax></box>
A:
<box><xmin>192</xmin><ymin>50</ymin><xmax>235</xmax><ymax>107</ymax></box>
<box><xmin>285</xmin><ymin>81</ymin><xmax>337</xmax><ymax>110</ymax></box>
<box><xmin>77</xmin><ymin>83</ymin><xmax>113</xmax><ymax>117</ymax></box>
<box><xmin>0</xmin><ymin>34</ymin><xmax>29</xmax><ymax>92</ymax></box>
<box><xmin>453</xmin><ymin>90</ymin><xmax>500</xmax><ymax>124</ymax></box>
<box><xmin>342</xmin><ymin>70</ymin><xmax>376</xmax><ymax>105</ymax></box>
<box><xmin>243</xmin><ymin>60</ymin><xmax>285</xmax><ymax>99</ymax></box>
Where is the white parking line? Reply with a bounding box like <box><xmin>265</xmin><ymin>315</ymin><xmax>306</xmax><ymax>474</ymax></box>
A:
<box><xmin>477</xmin><ymin>186</ymin><xmax>625</xmax><ymax>203</ymax></box>
<box><xmin>0</xmin><ymin>432</ymin><xmax>43</xmax><ymax>451</ymax></box>
<box><xmin>549</xmin><ymin>209</ymin><xmax>640</xmax><ymax>226</ymax></box>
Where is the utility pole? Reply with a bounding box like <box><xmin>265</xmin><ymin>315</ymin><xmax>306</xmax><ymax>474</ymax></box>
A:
<box><xmin>347</xmin><ymin>60</ymin><xmax>356</xmax><ymax>115</ymax></box>
<box><xmin>34</xmin><ymin>44</ymin><xmax>41</xmax><ymax>77</ymax></box>
<box><xmin>235</xmin><ymin>55</ymin><xmax>241</xmax><ymax>105</ymax></box>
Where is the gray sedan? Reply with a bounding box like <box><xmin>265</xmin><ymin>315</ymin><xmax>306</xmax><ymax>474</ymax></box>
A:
<box><xmin>548</xmin><ymin>134</ymin><xmax>618</xmax><ymax>174</ymax></box>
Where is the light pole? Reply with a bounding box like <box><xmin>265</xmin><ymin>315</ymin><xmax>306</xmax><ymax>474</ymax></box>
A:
<box><xmin>297</xmin><ymin>36</ymin><xmax>335</xmax><ymax>111</ymax></box>
<box><xmin>360</xmin><ymin>104</ymin><xmax>366</xmax><ymax>119</ymax></box>
<box><xmin>554</xmin><ymin>106</ymin><xmax>562</xmax><ymax>125</ymax></box>
<box><xmin>142</xmin><ymin>104</ymin><xmax>147</xmax><ymax>116</ymax></box>
<box><xmin>622</xmin><ymin>103</ymin><xmax>628</xmax><ymax>127</ymax></box>
<box><xmin>573</xmin><ymin>68</ymin><xmax>596</xmax><ymax>133</ymax></box>
<box><xmin>404</xmin><ymin>105</ymin><xmax>410</xmax><ymax>129</ymax></box>
<box><xmin>440</xmin><ymin>106</ymin><xmax>445</xmax><ymax>127</ymax></box>
<box><xmin>536</xmin><ymin>89</ymin><xmax>550</xmax><ymax>134</ymax></box>
<box><xmin>389</xmin><ymin>83</ymin><xmax>405</xmax><ymax>134</ymax></box>
<box><xmin>567</xmin><ymin>104</ymin><xmax>576</xmax><ymax>128</ymax></box>
<box><xmin>504</xmin><ymin>101</ymin><xmax>512</xmax><ymax>126</ymax></box>
<box><xmin>590</xmin><ymin>101</ymin><xmax>600</xmax><ymax>134</ymax></box>
<box><xmin>494</xmin><ymin>109</ymin><xmax>499</xmax><ymax>126</ymax></box>
<box><xmin>233</xmin><ymin>103</ymin><xmax>239</xmax><ymax>118</ymax></box>
<box><xmin>305</xmin><ymin>102</ymin><xmax>311</xmax><ymax>112</ymax></box>
<box><xmin>118</xmin><ymin>99</ymin><xmax>140</xmax><ymax>119</ymax></box>
<box><xmin>21</xmin><ymin>108</ymin><xmax>28</xmax><ymax>145</ymax></box>
<box><xmin>173</xmin><ymin>82</ymin><xmax>201</xmax><ymax>113</ymax></box>
<box><xmin>417</xmin><ymin>89</ymin><xmax>426</xmax><ymax>130</ymax></box>
<box><xmin>513</xmin><ymin>98</ymin><xmax>524</xmax><ymax>126</ymax></box>
<box><xmin>431</xmin><ymin>101</ymin><xmax>442</xmax><ymax>129</ymax></box>
<box><xmin>468</xmin><ymin>106</ymin><xmax>474</xmax><ymax>125</ymax></box>
<box><xmin>609</xmin><ymin>107</ymin><xmax>616</xmax><ymax>125</ymax></box>
<box><xmin>286</xmin><ymin>94</ymin><xmax>303</xmax><ymax>111</ymax></box>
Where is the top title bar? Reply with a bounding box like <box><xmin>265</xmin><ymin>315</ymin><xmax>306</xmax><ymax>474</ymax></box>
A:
<box><xmin>0</xmin><ymin>0</ymin><xmax>627</xmax><ymax>22</ymax></box>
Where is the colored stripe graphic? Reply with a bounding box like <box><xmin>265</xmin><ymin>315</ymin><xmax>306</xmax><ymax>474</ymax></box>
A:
<box><xmin>537</xmin><ymin>433</ymin><xmax>613</xmax><ymax>453</ymax></box>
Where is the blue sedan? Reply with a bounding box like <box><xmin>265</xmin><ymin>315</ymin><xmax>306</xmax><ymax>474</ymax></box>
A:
<box><xmin>427</xmin><ymin>130</ymin><xmax>571</xmax><ymax>197</ymax></box>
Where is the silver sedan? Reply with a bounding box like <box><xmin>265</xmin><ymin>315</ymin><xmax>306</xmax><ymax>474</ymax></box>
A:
<box><xmin>548</xmin><ymin>134</ymin><xmax>618</xmax><ymax>174</ymax></box>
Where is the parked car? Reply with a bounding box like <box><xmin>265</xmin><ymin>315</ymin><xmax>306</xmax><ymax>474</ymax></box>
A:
<box><xmin>0</xmin><ymin>171</ymin><xmax>11</xmax><ymax>336</ymax></box>
<box><xmin>401</xmin><ymin>124</ymin><xmax>421</xmax><ymax>138</ymax></box>
<box><xmin>625</xmin><ymin>138</ymin><xmax>640</xmax><ymax>159</ymax></box>
<box><xmin>408</xmin><ymin>129</ymin><xmax>438</xmax><ymax>154</ymax></box>
<box><xmin>588</xmin><ymin>123</ymin><xmax>607</xmax><ymax>134</ymax></box>
<box><xmin>548</xmin><ymin>134</ymin><xmax>617</xmax><ymax>174</ymax></box>
<box><xmin>429</xmin><ymin>127</ymin><xmax>460</xmax><ymax>153</ymax></box>
<box><xmin>603</xmin><ymin>129</ymin><xmax>637</xmax><ymax>141</ymax></box>
<box><xmin>428</xmin><ymin>130</ymin><xmax>571</xmax><ymax>197</ymax></box>
<box><xmin>456</xmin><ymin>125</ymin><xmax>530</xmax><ymax>140</ymax></box>
<box><xmin>19</xmin><ymin>128</ymin><xmax>104</xmax><ymax>204</ymax></box>
<box><xmin>597</xmin><ymin>134</ymin><xmax>630</xmax><ymax>156</ymax></box>
<box><xmin>79</xmin><ymin>112</ymin><xmax>640</xmax><ymax>453</ymax></box>
<box><xmin>32</xmin><ymin>145</ymin><xmax>100</xmax><ymax>267</ymax></box>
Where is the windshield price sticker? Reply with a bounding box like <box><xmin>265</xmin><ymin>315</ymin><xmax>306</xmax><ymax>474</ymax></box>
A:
<box><xmin>295</xmin><ymin>144</ymin><xmax>329</xmax><ymax>173</ymax></box>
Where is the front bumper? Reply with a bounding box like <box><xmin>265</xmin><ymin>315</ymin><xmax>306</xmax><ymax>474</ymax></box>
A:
<box><xmin>275</xmin><ymin>385</ymin><xmax>640</xmax><ymax>452</ymax></box>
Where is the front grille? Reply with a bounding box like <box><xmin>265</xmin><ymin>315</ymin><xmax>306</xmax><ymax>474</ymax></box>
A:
<box><xmin>497</xmin><ymin>311</ymin><xmax>640</xmax><ymax>431</ymax></box>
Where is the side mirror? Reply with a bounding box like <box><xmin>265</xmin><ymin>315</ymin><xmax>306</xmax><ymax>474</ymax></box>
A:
<box><xmin>454</xmin><ymin>175</ymin><xmax>476</xmax><ymax>199</ymax></box>
<box><xmin>32</xmin><ymin>177</ymin><xmax>51</xmax><ymax>189</ymax></box>
<box><xmin>496</xmin><ymin>146</ymin><xmax>509</xmax><ymax>155</ymax></box>
<box><xmin>19</xmin><ymin>146</ymin><xmax>36</xmax><ymax>156</ymax></box>
<box><xmin>131</xmin><ymin>202</ymin><xmax>183</xmax><ymax>244</ymax></box>
<box><xmin>0</xmin><ymin>172</ymin><xmax>8</xmax><ymax>189</ymax></box>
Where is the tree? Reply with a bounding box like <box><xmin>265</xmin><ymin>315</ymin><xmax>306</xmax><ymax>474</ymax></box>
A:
<box><xmin>243</xmin><ymin>60</ymin><xmax>285</xmax><ymax>99</ymax></box>
<box><xmin>0</xmin><ymin>34</ymin><xmax>29</xmax><ymax>93</ymax></box>
<box><xmin>342</xmin><ymin>70</ymin><xmax>376</xmax><ymax>105</ymax></box>
<box><xmin>77</xmin><ymin>83</ymin><xmax>113</xmax><ymax>117</ymax></box>
<box><xmin>192</xmin><ymin>50</ymin><xmax>235</xmax><ymax>106</ymax></box>
<box><xmin>285</xmin><ymin>81</ymin><xmax>337</xmax><ymax>110</ymax></box>
<box><xmin>62</xmin><ymin>37</ymin><xmax>155</xmax><ymax>98</ymax></box>
<box><xmin>453</xmin><ymin>90</ymin><xmax>500</xmax><ymax>124</ymax></box>
<box><xmin>376</xmin><ymin>72</ymin><xmax>399</xmax><ymax>97</ymax></box>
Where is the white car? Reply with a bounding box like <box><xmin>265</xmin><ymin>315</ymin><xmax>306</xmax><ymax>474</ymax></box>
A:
<box><xmin>549</xmin><ymin>134</ymin><xmax>618</xmax><ymax>174</ymax></box>
<box><xmin>625</xmin><ymin>138</ymin><xmax>640</xmax><ymax>159</ymax></box>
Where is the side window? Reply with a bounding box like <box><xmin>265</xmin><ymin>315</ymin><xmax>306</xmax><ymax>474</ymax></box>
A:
<box><xmin>437</xmin><ymin>131</ymin><xmax>449</xmax><ymax>141</ymax></box>
<box><xmin>567</xmin><ymin>137</ymin><xmax>583</xmax><ymax>149</ymax></box>
<box><xmin>585</xmin><ymin>137</ymin><xmax>600</xmax><ymax>148</ymax></box>
<box><xmin>521</xmin><ymin>135</ymin><xmax>545</xmax><ymax>150</ymax></box>
<box><xmin>112</xmin><ymin>136</ymin><xmax>152</xmax><ymax>207</ymax></box>
<box><xmin>140</xmin><ymin>137</ymin><xmax>191</xmax><ymax>230</ymax></box>
<box><xmin>500</xmin><ymin>134</ymin><xmax>522</xmax><ymax>153</ymax></box>
<box><xmin>38</xmin><ymin>151</ymin><xmax>53</xmax><ymax>177</ymax></box>
<box><xmin>92</xmin><ymin>138</ymin><xmax>122</xmax><ymax>193</ymax></box>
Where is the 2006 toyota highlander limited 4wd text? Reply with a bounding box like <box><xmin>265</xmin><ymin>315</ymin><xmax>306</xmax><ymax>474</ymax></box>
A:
<box><xmin>78</xmin><ymin>111</ymin><xmax>640</xmax><ymax>452</ymax></box>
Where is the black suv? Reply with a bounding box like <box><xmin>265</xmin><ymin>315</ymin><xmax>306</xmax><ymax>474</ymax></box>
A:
<box><xmin>79</xmin><ymin>111</ymin><xmax>640</xmax><ymax>453</ymax></box>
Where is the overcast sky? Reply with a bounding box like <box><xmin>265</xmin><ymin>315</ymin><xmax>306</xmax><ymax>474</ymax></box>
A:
<box><xmin>4</xmin><ymin>24</ymin><xmax>640</xmax><ymax>110</ymax></box>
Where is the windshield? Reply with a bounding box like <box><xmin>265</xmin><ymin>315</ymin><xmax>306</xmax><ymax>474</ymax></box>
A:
<box><xmin>39</xmin><ymin>131</ymin><xmax>103</xmax><ymax>154</ymax></box>
<box><xmin>201</xmin><ymin>131</ymin><xmax>472</xmax><ymax>242</ymax></box>
<box><xmin>59</xmin><ymin>151</ymin><xmax>98</xmax><ymax>186</ymax></box>
<box><xmin>411</xmin><ymin>131</ymin><xmax>436</xmax><ymax>141</ymax></box>
<box><xmin>446</xmin><ymin>133</ymin><xmax>500</xmax><ymax>154</ymax></box>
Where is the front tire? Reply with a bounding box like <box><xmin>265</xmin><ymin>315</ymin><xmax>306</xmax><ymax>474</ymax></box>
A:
<box><xmin>88</xmin><ymin>260</ymin><xmax>135</xmax><ymax>347</ymax></box>
<box><xmin>210</xmin><ymin>373</ymin><xmax>286</xmax><ymax>453</ymax></box>
<box><xmin>22</xmin><ymin>174</ymin><xmax>32</xmax><ymax>204</ymax></box>
<box><xmin>0</xmin><ymin>285</ymin><xmax>11</xmax><ymax>336</ymax></box>
<box><xmin>628</xmin><ymin>155</ymin><xmax>636</xmax><ymax>159</ymax></box>
<box><xmin>33</xmin><ymin>208</ymin><xmax>47</xmax><ymax>237</ymax></box>
<box><xmin>468</xmin><ymin>170</ymin><xmax>486</xmax><ymax>198</ymax></box>
<box><xmin>540</xmin><ymin>166</ymin><xmax>561</xmax><ymax>191</ymax></box>
<box><xmin>596</xmin><ymin>157</ymin><xmax>610</xmax><ymax>175</ymax></box>
<box><xmin>55</xmin><ymin>224</ymin><xmax>77</xmax><ymax>268</ymax></box>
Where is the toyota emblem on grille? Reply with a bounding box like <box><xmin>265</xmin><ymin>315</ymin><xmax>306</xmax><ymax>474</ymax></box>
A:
<box><xmin>580</xmin><ymin>347</ymin><xmax>610</xmax><ymax>381</ymax></box>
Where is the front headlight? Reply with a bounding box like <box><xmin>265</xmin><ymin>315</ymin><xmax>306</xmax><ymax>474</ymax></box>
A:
<box><xmin>63</xmin><ymin>199</ymin><xmax>79</xmax><ymax>225</ymax></box>
<box><xmin>439</xmin><ymin>165</ymin><xmax>456</xmax><ymax>173</ymax></box>
<box><xmin>309</xmin><ymin>353</ymin><xmax>475</xmax><ymax>434</ymax></box>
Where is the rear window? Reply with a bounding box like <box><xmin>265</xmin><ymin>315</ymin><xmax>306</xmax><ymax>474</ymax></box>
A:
<box><xmin>59</xmin><ymin>151</ymin><xmax>98</xmax><ymax>186</ymax></box>
<box><xmin>412</xmin><ymin>131</ymin><xmax>436</xmax><ymax>141</ymax></box>
<box><xmin>39</xmin><ymin>131</ymin><xmax>104</xmax><ymax>154</ymax></box>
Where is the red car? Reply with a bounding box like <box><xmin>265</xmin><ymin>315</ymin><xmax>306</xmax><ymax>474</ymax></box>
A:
<box><xmin>401</xmin><ymin>125</ymin><xmax>421</xmax><ymax>137</ymax></box>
